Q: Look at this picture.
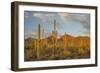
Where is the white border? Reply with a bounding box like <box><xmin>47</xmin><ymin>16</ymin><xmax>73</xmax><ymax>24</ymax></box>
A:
<box><xmin>19</xmin><ymin>5</ymin><xmax>96</xmax><ymax>68</ymax></box>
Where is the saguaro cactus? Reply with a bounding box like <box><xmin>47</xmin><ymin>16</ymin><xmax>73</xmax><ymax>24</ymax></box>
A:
<box><xmin>37</xmin><ymin>24</ymin><xmax>40</xmax><ymax>59</ymax></box>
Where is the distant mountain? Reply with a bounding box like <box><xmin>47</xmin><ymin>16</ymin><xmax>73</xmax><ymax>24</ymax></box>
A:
<box><xmin>58</xmin><ymin>34</ymin><xmax>74</xmax><ymax>41</ymax></box>
<box><xmin>25</xmin><ymin>34</ymin><xmax>90</xmax><ymax>47</ymax></box>
<box><xmin>25</xmin><ymin>37</ymin><xmax>34</xmax><ymax>42</ymax></box>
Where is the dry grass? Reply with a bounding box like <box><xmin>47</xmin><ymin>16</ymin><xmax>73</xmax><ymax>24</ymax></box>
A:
<box><xmin>24</xmin><ymin>35</ymin><xmax>90</xmax><ymax>61</ymax></box>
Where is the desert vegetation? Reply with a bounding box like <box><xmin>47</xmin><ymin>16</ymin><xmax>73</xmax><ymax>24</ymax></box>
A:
<box><xmin>24</xmin><ymin>34</ymin><xmax>90</xmax><ymax>61</ymax></box>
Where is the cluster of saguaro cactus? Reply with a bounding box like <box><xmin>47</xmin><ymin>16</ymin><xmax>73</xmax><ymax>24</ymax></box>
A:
<box><xmin>24</xmin><ymin>20</ymin><xmax>90</xmax><ymax>61</ymax></box>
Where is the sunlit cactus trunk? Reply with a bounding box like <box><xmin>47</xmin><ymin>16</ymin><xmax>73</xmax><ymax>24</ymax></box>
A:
<box><xmin>51</xmin><ymin>20</ymin><xmax>58</xmax><ymax>58</ymax></box>
<box><xmin>37</xmin><ymin>24</ymin><xmax>40</xmax><ymax>59</ymax></box>
<box><xmin>34</xmin><ymin>40</ymin><xmax>37</xmax><ymax>50</ymax></box>
<box><xmin>64</xmin><ymin>32</ymin><xmax>67</xmax><ymax>49</ymax></box>
<box><xmin>45</xmin><ymin>31</ymin><xmax>47</xmax><ymax>48</ymax></box>
<box><xmin>41</xmin><ymin>27</ymin><xmax>44</xmax><ymax>49</ymax></box>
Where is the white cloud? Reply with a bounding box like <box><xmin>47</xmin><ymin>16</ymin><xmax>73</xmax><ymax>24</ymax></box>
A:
<box><xmin>33</xmin><ymin>13</ymin><xmax>43</xmax><ymax>17</ymax></box>
<box><xmin>58</xmin><ymin>13</ymin><xmax>90</xmax><ymax>28</ymax></box>
<box><xmin>33</xmin><ymin>13</ymin><xmax>55</xmax><ymax>18</ymax></box>
<box><xmin>58</xmin><ymin>13</ymin><xmax>69</xmax><ymax>21</ymax></box>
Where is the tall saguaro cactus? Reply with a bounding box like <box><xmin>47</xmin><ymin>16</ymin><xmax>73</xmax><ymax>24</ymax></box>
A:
<box><xmin>37</xmin><ymin>24</ymin><xmax>40</xmax><ymax>59</ymax></box>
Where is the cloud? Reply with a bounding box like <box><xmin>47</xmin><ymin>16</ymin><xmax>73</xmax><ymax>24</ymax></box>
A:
<box><xmin>58</xmin><ymin>13</ymin><xmax>90</xmax><ymax>29</ymax></box>
<box><xmin>32</xmin><ymin>12</ymin><xmax>90</xmax><ymax>36</ymax></box>
<box><xmin>33</xmin><ymin>13</ymin><xmax>43</xmax><ymax>18</ymax></box>
<box><xmin>75</xmin><ymin>14</ymin><xmax>90</xmax><ymax>35</ymax></box>
<box><xmin>33</xmin><ymin>13</ymin><xmax>55</xmax><ymax>19</ymax></box>
<box><xmin>34</xmin><ymin>12</ymin><xmax>90</xmax><ymax>30</ymax></box>
<box><xmin>58</xmin><ymin>13</ymin><xmax>69</xmax><ymax>21</ymax></box>
<box><xmin>57</xmin><ymin>12</ymin><xmax>90</xmax><ymax>36</ymax></box>
<box><xmin>26</xmin><ymin>11</ymin><xmax>90</xmax><ymax>31</ymax></box>
<box><xmin>33</xmin><ymin>12</ymin><xmax>56</xmax><ymax>24</ymax></box>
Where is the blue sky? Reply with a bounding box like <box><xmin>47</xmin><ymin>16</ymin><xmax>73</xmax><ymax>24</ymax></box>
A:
<box><xmin>24</xmin><ymin>11</ymin><xmax>90</xmax><ymax>39</ymax></box>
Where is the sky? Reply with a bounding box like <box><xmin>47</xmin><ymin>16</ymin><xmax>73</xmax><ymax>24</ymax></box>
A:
<box><xmin>24</xmin><ymin>11</ymin><xmax>90</xmax><ymax>39</ymax></box>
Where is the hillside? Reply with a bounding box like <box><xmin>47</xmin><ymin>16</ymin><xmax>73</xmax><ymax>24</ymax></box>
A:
<box><xmin>24</xmin><ymin>34</ymin><xmax>90</xmax><ymax>61</ymax></box>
